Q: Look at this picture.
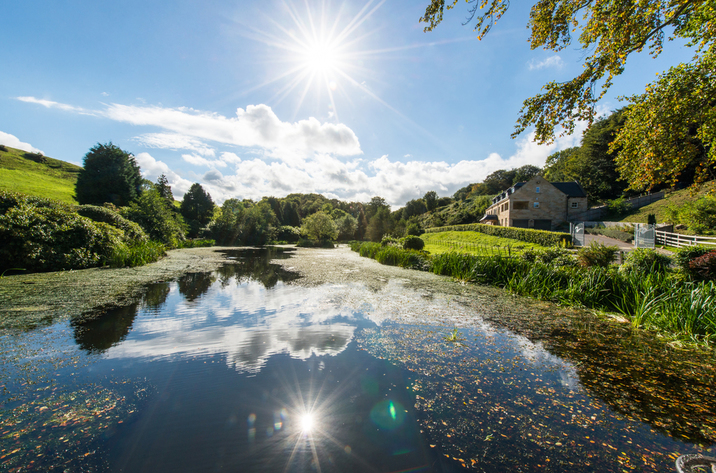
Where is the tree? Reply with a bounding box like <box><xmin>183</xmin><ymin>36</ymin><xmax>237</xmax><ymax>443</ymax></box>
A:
<box><xmin>543</xmin><ymin>147</ymin><xmax>581</xmax><ymax>182</ymax></box>
<box><xmin>420</xmin><ymin>0</ymin><xmax>716</xmax><ymax>167</ymax></box>
<box><xmin>121</xmin><ymin>189</ymin><xmax>187</xmax><ymax>246</ymax></box>
<box><xmin>301</xmin><ymin>211</ymin><xmax>338</xmax><ymax>241</ymax></box>
<box><xmin>403</xmin><ymin>198</ymin><xmax>428</xmax><ymax>219</ymax></box>
<box><xmin>424</xmin><ymin>191</ymin><xmax>439</xmax><ymax>211</ymax></box>
<box><xmin>365</xmin><ymin>207</ymin><xmax>395</xmax><ymax>241</ymax></box>
<box><xmin>155</xmin><ymin>174</ymin><xmax>174</xmax><ymax>205</ymax></box>
<box><xmin>614</xmin><ymin>51</ymin><xmax>716</xmax><ymax>190</ymax></box>
<box><xmin>180</xmin><ymin>183</ymin><xmax>214</xmax><ymax>237</ymax></box>
<box><xmin>76</xmin><ymin>143</ymin><xmax>143</xmax><ymax>206</ymax></box>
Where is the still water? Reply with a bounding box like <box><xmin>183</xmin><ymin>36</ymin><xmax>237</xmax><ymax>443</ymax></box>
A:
<box><xmin>0</xmin><ymin>248</ymin><xmax>713</xmax><ymax>472</ymax></box>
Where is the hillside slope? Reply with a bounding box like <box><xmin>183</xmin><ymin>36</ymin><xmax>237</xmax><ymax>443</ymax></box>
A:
<box><xmin>619</xmin><ymin>181</ymin><xmax>716</xmax><ymax>224</ymax></box>
<box><xmin>0</xmin><ymin>146</ymin><xmax>81</xmax><ymax>203</ymax></box>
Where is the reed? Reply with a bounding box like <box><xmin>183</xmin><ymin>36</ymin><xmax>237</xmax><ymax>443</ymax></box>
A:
<box><xmin>110</xmin><ymin>240</ymin><xmax>166</xmax><ymax>268</ymax></box>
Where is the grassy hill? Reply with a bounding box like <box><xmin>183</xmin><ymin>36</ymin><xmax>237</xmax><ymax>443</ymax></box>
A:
<box><xmin>618</xmin><ymin>181</ymin><xmax>716</xmax><ymax>224</ymax></box>
<box><xmin>0</xmin><ymin>145</ymin><xmax>81</xmax><ymax>204</ymax></box>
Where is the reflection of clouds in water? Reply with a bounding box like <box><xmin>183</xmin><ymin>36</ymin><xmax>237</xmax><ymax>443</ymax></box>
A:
<box><xmin>106</xmin><ymin>278</ymin><xmax>359</xmax><ymax>373</ymax></box>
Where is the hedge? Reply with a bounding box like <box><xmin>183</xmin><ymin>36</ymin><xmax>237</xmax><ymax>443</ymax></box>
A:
<box><xmin>424</xmin><ymin>223</ymin><xmax>571</xmax><ymax>247</ymax></box>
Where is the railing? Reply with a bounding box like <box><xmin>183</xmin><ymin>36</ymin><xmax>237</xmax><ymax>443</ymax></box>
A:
<box><xmin>655</xmin><ymin>230</ymin><xmax>716</xmax><ymax>248</ymax></box>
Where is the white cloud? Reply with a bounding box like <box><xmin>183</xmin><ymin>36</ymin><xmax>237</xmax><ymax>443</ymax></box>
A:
<box><xmin>0</xmin><ymin>131</ymin><xmax>44</xmax><ymax>154</ymax></box>
<box><xmin>528</xmin><ymin>55</ymin><xmax>564</xmax><ymax>71</ymax></box>
<box><xmin>16</xmin><ymin>96</ymin><xmax>96</xmax><ymax>115</ymax></box>
<box><xmin>182</xmin><ymin>153</ymin><xmax>228</xmax><ymax>168</ymax></box>
<box><xmin>135</xmin><ymin>133</ymin><xmax>216</xmax><ymax>157</ymax></box>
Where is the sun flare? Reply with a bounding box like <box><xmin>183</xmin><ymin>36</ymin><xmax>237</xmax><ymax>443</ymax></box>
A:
<box><xmin>300</xmin><ymin>413</ymin><xmax>315</xmax><ymax>432</ymax></box>
<box><xmin>304</xmin><ymin>41</ymin><xmax>339</xmax><ymax>74</ymax></box>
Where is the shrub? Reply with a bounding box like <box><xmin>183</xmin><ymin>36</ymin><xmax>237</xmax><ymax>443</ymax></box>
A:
<box><xmin>688</xmin><ymin>251</ymin><xmax>716</xmax><ymax>280</ymax></box>
<box><xmin>647</xmin><ymin>213</ymin><xmax>657</xmax><ymax>225</ymax></box>
<box><xmin>403</xmin><ymin>235</ymin><xmax>425</xmax><ymax>251</ymax></box>
<box><xmin>619</xmin><ymin>248</ymin><xmax>671</xmax><ymax>275</ymax></box>
<box><xmin>23</xmin><ymin>152</ymin><xmax>46</xmax><ymax>164</ymax></box>
<box><xmin>424</xmin><ymin>223</ymin><xmax>571</xmax><ymax>247</ymax></box>
<box><xmin>577</xmin><ymin>242</ymin><xmax>619</xmax><ymax>267</ymax></box>
<box><xmin>120</xmin><ymin>189</ymin><xmax>186</xmax><ymax>247</ymax></box>
<box><xmin>673</xmin><ymin>245</ymin><xmax>713</xmax><ymax>275</ymax></box>
<box><xmin>276</xmin><ymin>225</ymin><xmax>301</xmax><ymax>243</ymax></box>
<box><xmin>0</xmin><ymin>144</ymin><xmax>7</xmax><ymax>152</ymax></box>
<box><xmin>520</xmin><ymin>246</ymin><xmax>572</xmax><ymax>265</ymax></box>
<box><xmin>76</xmin><ymin>204</ymin><xmax>147</xmax><ymax>242</ymax></box>
<box><xmin>110</xmin><ymin>240</ymin><xmax>166</xmax><ymax>267</ymax></box>
<box><xmin>406</xmin><ymin>222</ymin><xmax>423</xmax><ymax>236</ymax></box>
<box><xmin>296</xmin><ymin>238</ymin><xmax>334</xmax><ymax>248</ymax></box>
<box><xmin>606</xmin><ymin>196</ymin><xmax>632</xmax><ymax>216</ymax></box>
<box><xmin>0</xmin><ymin>201</ymin><xmax>123</xmax><ymax>272</ymax></box>
<box><xmin>380</xmin><ymin>236</ymin><xmax>401</xmax><ymax>247</ymax></box>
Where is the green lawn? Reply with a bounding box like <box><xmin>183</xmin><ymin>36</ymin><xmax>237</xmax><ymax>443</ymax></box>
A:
<box><xmin>0</xmin><ymin>146</ymin><xmax>80</xmax><ymax>204</ymax></box>
<box><xmin>421</xmin><ymin>230</ymin><xmax>546</xmax><ymax>256</ymax></box>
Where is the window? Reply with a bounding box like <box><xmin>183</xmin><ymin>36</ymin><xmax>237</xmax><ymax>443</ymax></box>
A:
<box><xmin>533</xmin><ymin>202</ymin><xmax>540</xmax><ymax>208</ymax></box>
<box><xmin>535</xmin><ymin>187</ymin><xmax>540</xmax><ymax>193</ymax></box>
<box><xmin>513</xmin><ymin>201</ymin><xmax>528</xmax><ymax>210</ymax></box>
<box><xmin>571</xmin><ymin>202</ymin><xmax>579</xmax><ymax>209</ymax></box>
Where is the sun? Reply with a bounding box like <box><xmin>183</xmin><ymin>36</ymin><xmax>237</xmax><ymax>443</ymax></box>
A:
<box><xmin>303</xmin><ymin>40</ymin><xmax>340</xmax><ymax>75</ymax></box>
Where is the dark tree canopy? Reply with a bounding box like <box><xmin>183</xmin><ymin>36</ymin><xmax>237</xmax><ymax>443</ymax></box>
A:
<box><xmin>423</xmin><ymin>191</ymin><xmax>439</xmax><ymax>211</ymax></box>
<box><xmin>75</xmin><ymin>143</ymin><xmax>143</xmax><ymax>206</ymax></box>
<box><xmin>180</xmin><ymin>183</ymin><xmax>214</xmax><ymax>237</ymax></box>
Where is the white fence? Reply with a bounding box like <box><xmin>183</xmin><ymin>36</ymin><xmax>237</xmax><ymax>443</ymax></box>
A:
<box><xmin>655</xmin><ymin>230</ymin><xmax>716</xmax><ymax>248</ymax></box>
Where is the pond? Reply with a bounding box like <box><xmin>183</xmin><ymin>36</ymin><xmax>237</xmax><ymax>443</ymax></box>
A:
<box><xmin>1</xmin><ymin>247</ymin><xmax>714</xmax><ymax>472</ymax></box>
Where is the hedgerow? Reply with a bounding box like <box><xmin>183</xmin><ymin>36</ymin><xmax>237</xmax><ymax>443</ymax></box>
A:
<box><xmin>424</xmin><ymin>223</ymin><xmax>571</xmax><ymax>247</ymax></box>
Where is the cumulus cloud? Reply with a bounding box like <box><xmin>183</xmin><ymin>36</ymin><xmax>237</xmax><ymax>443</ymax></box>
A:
<box><xmin>18</xmin><ymin>96</ymin><xmax>361</xmax><ymax>161</ymax></box>
<box><xmin>182</xmin><ymin>153</ymin><xmax>228</xmax><ymax>168</ymax></box>
<box><xmin>527</xmin><ymin>55</ymin><xmax>564</xmax><ymax>70</ymax></box>
<box><xmin>0</xmin><ymin>131</ymin><xmax>44</xmax><ymax>154</ymax></box>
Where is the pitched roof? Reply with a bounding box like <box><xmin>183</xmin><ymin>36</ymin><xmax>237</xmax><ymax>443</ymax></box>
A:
<box><xmin>551</xmin><ymin>182</ymin><xmax>587</xmax><ymax>197</ymax></box>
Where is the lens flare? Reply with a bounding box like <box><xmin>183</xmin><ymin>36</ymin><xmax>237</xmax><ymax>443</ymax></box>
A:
<box><xmin>301</xmin><ymin>413</ymin><xmax>315</xmax><ymax>432</ymax></box>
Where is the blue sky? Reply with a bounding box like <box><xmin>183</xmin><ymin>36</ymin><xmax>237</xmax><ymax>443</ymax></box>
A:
<box><xmin>1</xmin><ymin>0</ymin><xmax>693</xmax><ymax>207</ymax></box>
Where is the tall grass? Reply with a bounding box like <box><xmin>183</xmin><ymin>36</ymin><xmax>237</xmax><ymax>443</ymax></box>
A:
<box><xmin>110</xmin><ymin>241</ymin><xmax>166</xmax><ymax>268</ymax></box>
<box><xmin>176</xmin><ymin>238</ymin><xmax>215</xmax><ymax>249</ymax></box>
<box><xmin>351</xmin><ymin>242</ymin><xmax>716</xmax><ymax>342</ymax></box>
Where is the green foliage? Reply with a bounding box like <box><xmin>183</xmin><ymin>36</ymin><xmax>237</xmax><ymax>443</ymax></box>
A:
<box><xmin>296</xmin><ymin>238</ymin><xmax>334</xmax><ymax>248</ymax></box>
<box><xmin>334</xmin><ymin>213</ymin><xmax>358</xmax><ymax>240</ymax></box>
<box><xmin>520</xmin><ymin>247</ymin><xmax>577</xmax><ymax>267</ymax></box>
<box><xmin>0</xmin><ymin>193</ymin><xmax>124</xmax><ymax>272</ymax></box>
<box><xmin>666</xmin><ymin>195</ymin><xmax>716</xmax><ymax>233</ymax></box>
<box><xmin>300</xmin><ymin>211</ymin><xmax>338</xmax><ymax>241</ymax></box>
<box><xmin>406</xmin><ymin>222</ymin><xmax>423</xmax><ymax>236</ymax></box>
<box><xmin>76</xmin><ymin>204</ymin><xmax>147</xmax><ymax>242</ymax></box>
<box><xmin>276</xmin><ymin>225</ymin><xmax>301</xmax><ymax>243</ymax></box>
<box><xmin>121</xmin><ymin>189</ymin><xmax>186</xmax><ymax>247</ymax></box>
<box><xmin>424</xmin><ymin>223</ymin><xmax>571</xmax><ymax>247</ymax></box>
<box><xmin>647</xmin><ymin>213</ymin><xmax>657</xmax><ymax>225</ymax></box>
<box><xmin>76</xmin><ymin>143</ymin><xmax>142</xmax><ymax>206</ymax></box>
<box><xmin>366</xmin><ymin>207</ymin><xmax>395</xmax><ymax>242</ymax></box>
<box><xmin>614</xmin><ymin>50</ymin><xmax>716</xmax><ymax>191</ymax></box>
<box><xmin>577</xmin><ymin>242</ymin><xmax>619</xmax><ymax>268</ymax></box>
<box><xmin>109</xmin><ymin>240</ymin><xmax>166</xmax><ymax>268</ymax></box>
<box><xmin>424</xmin><ymin>191</ymin><xmax>439</xmax><ymax>211</ymax></box>
<box><xmin>403</xmin><ymin>235</ymin><xmax>425</xmax><ymax>251</ymax></box>
<box><xmin>180</xmin><ymin>183</ymin><xmax>215</xmax><ymax>238</ymax></box>
<box><xmin>176</xmin><ymin>239</ymin><xmax>215</xmax><ymax>249</ymax></box>
<box><xmin>0</xmin><ymin>145</ymin><xmax>7</xmax><ymax>152</ymax></box>
<box><xmin>606</xmin><ymin>196</ymin><xmax>633</xmax><ymax>217</ymax></box>
<box><xmin>353</xmin><ymin>241</ymin><xmax>430</xmax><ymax>270</ymax></box>
<box><xmin>619</xmin><ymin>249</ymin><xmax>672</xmax><ymax>275</ymax></box>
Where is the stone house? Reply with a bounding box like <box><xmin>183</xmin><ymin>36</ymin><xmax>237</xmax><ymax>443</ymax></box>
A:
<box><xmin>480</xmin><ymin>176</ymin><xmax>588</xmax><ymax>231</ymax></box>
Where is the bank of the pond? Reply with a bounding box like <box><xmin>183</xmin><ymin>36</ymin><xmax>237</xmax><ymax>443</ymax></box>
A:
<box><xmin>351</xmin><ymin>241</ymin><xmax>716</xmax><ymax>345</ymax></box>
<box><xmin>0</xmin><ymin>247</ymin><xmax>233</xmax><ymax>330</ymax></box>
